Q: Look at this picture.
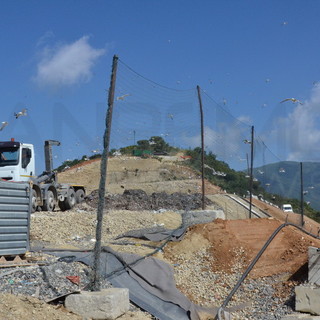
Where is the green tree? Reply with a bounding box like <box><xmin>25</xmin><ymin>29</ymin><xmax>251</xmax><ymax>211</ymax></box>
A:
<box><xmin>137</xmin><ymin>140</ymin><xmax>151</xmax><ymax>150</ymax></box>
<box><xmin>120</xmin><ymin>145</ymin><xmax>136</xmax><ymax>155</ymax></box>
<box><xmin>149</xmin><ymin>136</ymin><xmax>169</xmax><ymax>153</ymax></box>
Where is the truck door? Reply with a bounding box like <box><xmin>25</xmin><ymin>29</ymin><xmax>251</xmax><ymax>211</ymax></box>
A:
<box><xmin>20</xmin><ymin>148</ymin><xmax>33</xmax><ymax>180</ymax></box>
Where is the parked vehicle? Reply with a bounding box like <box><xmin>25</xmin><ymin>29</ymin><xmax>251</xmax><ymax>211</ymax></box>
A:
<box><xmin>0</xmin><ymin>139</ymin><xmax>85</xmax><ymax>212</ymax></box>
<box><xmin>281</xmin><ymin>204</ymin><xmax>293</xmax><ymax>212</ymax></box>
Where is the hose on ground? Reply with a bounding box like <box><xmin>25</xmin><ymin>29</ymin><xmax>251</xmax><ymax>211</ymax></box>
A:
<box><xmin>217</xmin><ymin>222</ymin><xmax>320</xmax><ymax>319</ymax></box>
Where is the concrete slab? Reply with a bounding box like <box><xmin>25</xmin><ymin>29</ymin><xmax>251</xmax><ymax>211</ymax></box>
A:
<box><xmin>295</xmin><ymin>285</ymin><xmax>320</xmax><ymax>316</ymax></box>
<box><xmin>308</xmin><ymin>247</ymin><xmax>320</xmax><ymax>285</ymax></box>
<box><xmin>281</xmin><ymin>313</ymin><xmax>320</xmax><ymax>319</ymax></box>
<box><xmin>182</xmin><ymin>209</ymin><xmax>225</xmax><ymax>227</ymax></box>
<box><xmin>65</xmin><ymin>288</ymin><xmax>129</xmax><ymax>320</ymax></box>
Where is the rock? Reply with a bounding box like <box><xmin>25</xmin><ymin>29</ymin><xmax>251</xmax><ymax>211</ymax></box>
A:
<box><xmin>65</xmin><ymin>288</ymin><xmax>129</xmax><ymax>320</ymax></box>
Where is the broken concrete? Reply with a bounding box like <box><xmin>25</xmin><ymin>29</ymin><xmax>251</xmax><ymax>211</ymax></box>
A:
<box><xmin>295</xmin><ymin>285</ymin><xmax>320</xmax><ymax>316</ymax></box>
<box><xmin>64</xmin><ymin>288</ymin><xmax>129</xmax><ymax>320</ymax></box>
<box><xmin>309</xmin><ymin>246</ymin><xmax>320</xmax><ymax>285</ymax></box>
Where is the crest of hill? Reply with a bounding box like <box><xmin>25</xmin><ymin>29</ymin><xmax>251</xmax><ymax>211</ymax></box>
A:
<box><xmin>57</xmin><ymin>155</ymin><xmax>222</xmax><ymax>196</ymax></box>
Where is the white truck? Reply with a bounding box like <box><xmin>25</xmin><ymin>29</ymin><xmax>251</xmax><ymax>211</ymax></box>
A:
<box><xmin>0</xmin><ymin>139</ymin><xmax>85</xmax><ymax>212</ymax></box>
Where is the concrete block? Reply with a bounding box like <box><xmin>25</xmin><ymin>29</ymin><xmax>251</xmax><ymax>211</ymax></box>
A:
<box><xmin>281</xmin><ymin>313</ymin><xmax>320</xmax><ymax>319</ymax></box>
<box><xmin>183</xmin><ymin>210</ymin><xmax>225</xmax><ymax>227</ymax></box>
<box><xmin>308</xmin><ymin>247</ymin><xmax>320</xmax><ymax>285</ymax></box>
<box><xmin>296</xmin><ymin>285</ymin><xmax>320</xmax><ymax>315</ymax></box>
<box><xmin>65</xmin><ymin>288</ymin><xmax>129</xmax><ymax>320</ymax></box>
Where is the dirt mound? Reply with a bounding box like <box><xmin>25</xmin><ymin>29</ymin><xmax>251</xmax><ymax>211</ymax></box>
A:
<box><xmin>165</xmin><ymin>218</ymin><xmax>320</xmax><ymax>279</ymax></box>
<box><xmin>57</xmin><ymin>157</ymin><xmax>223</xmax><ymax>196</ymax></box>
<box><xmin>85</xmin><ymin>189</ymin><xmax>216</xmax><ymax>211</ymax></box>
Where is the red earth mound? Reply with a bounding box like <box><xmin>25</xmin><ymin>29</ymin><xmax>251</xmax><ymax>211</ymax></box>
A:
<box><xmin>187</xmin><ymin>218</ymin><xmax>320</xmax><ymax>278</ymax></box>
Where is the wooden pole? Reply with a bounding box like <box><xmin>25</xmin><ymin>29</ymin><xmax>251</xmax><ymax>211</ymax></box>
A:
<box><xmin>196</xmin><ymin>85</ymin><xmax>205</xmax><ymax>210</ymax></box>
<box><xmin>92</xmin><ymin>55</ymin><xmax>118</xmax><ymax>291</ymax></box>
<box><xmin>300</xmin><ymin>162</ymin><xmax>305</xmax><ymax>227</ymax></box>
<box><xmin>249</xmin><ymin>126</ymin><xmax>254</xmax><ymax>219</ymax></box>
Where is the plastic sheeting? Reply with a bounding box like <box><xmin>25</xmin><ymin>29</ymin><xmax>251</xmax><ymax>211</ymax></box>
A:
<box><xmin>47</xmin><ymin>247</ymin><xmax>219</xmax><ymax>320</ymax></box>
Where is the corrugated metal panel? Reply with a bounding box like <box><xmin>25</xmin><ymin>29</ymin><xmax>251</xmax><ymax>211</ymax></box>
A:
<box><xmin>0</xmin><ymin>181</ymin><xmax>31</xmax><ymax>256</ymax></box>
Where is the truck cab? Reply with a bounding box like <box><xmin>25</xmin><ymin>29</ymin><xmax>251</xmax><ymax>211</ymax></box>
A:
<box><xmin>0</xmin><ymin>139</ymin><xmax>85</xmax><ymax>213</ymax></box>
<box><xmin>0</xmin><ymin>140</ymin><xmax>35</xmax><ymax>182</ymax></box>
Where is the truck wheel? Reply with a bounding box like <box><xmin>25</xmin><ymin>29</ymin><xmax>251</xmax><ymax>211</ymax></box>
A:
<box><xmin>42</xmin><ymin>190</ymin><xmax>55</xmax><ymax>212</ymax></box>
<box><xmin>75</xmin><ymin>189</ymin><xmax>85</xmax><ymax>204</ymax></box>
<box><xmin>63</xmin><ymin>188</ymin><xmax>76</xmax><ymax>210</ymax></box>
<box><xmin>58</xmin><ymin>200</ymin><xmax>66</xmax><ymax>211</ymax></box>
<box><xmin>31</xmin><ymin>189</ymin><xmax>38</xmax><ymax>213</ymax></box>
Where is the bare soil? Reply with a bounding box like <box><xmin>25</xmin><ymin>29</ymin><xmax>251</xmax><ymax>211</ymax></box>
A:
<box><xmin>58</xmin><ymin>156</ymin><xmax>222</xmax><ymax>195</ymax></box>
<box><xmin>165</xmin><ymin>218</ymin><xmax>320</xmax><ymax>278</ymax></box>
<box><xmin>0</xmin><ymin>293</ymin><xmax>82</xmax><ymax>320</ymax></box>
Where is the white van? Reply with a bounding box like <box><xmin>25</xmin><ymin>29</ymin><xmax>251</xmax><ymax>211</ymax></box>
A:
<box><xmin>281</xmin><ymin>204</ymin><xmax>293</xmax><ymax>212</ymax></box>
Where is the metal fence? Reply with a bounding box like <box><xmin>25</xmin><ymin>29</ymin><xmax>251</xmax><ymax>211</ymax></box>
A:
<box><xmin>105</xmin><ymin>56</ymin><xmax>320</xmax><ymax>218</ymax></box>
<box><xmin>0</xmin><ymin>181</ymin><xmax>31</xmax><ymax>256</ymax></box>
<box><xmin>93</xmin><ymin>55</ymin><xmax>320</xmax><ymax>290</ymax></box>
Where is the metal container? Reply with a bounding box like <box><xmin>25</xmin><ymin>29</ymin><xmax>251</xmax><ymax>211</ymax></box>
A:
<box><xmin>0</xmin><ymin>181</ymin><xmax>31</xmax><ymax>256</ymax></box>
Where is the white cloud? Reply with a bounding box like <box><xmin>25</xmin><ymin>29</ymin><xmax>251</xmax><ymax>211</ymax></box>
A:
<box><xmin>182</xmin><ymin>126</ymin><xmax>221</xmax><ymax>149</ymax></box>
<box><xmin>36</xmin><ymin>31</ymin><xmax>55</xmax><ymax>48</ymax></box>
<box><xmin>34</xmin><ymin>36</ymin><xmax>106</xmax><ymax>87</ymax></box>
<box><xmin>237</xmin><ymin>115</ymin><xmax>252</xmax><ymax>126</ymax></box>
<box><xmin>183</xmin><ymin>125</ymin><xmax>249</xmax><ymax>160</ymax></box>
<box><xmin>270</xmin><ymin>85</ymin><xmax>320</xmax><ymax>161</ymax></box>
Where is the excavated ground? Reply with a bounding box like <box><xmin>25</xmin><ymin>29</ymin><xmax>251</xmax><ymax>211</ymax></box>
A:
<box><xmin>1</xmin><ymin>156</ymin><xmax>320</xmax><ymax>319</ymax></box>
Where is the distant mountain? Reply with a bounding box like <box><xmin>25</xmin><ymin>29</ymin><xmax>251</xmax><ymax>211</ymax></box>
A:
<box><xmin>253</xmin><ymin>161</ymin><xmax>320</xmax><ymax>210</ymax></box>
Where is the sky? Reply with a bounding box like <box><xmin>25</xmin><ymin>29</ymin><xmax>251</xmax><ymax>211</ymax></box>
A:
<box><xmin>1</xmin><ymin>0</ymin><xmax>320</xmax><ymax>173</ymax></box>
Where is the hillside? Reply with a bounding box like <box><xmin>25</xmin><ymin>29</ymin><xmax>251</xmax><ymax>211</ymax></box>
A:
<box><xmin>57</xmin><ymin>155</ymin><xmax>222</xmax><ymax>196</ymax></box>
<box><xmin>253</xmin><ymin>161</ymin><xmax>320</xmax><ymax>210</ymax></box>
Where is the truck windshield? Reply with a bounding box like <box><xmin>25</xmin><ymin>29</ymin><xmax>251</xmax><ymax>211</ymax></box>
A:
<box><xmin>0</xmin><ymin>148</ymin><xmax>19</xmax><ymax>166</ymax></box>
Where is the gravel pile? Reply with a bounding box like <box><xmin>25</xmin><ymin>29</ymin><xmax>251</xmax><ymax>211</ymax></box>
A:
<box><xmin>86</xmin><ymin>189</ymin><xmax>216</xmax><ymax>211</ymax></box>
<box><xmin>169</xmin><ymin>246</ymin><xmax>298</xmax><ymax>319</ymax></box>
<box><xmin>30</xmin><ymin>204</ymin><xmax>182</xmax><ymax>251</ymax></box>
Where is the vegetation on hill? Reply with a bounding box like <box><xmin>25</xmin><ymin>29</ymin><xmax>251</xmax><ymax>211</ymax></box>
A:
<box><xmin>184</xmin><ymin>148</ymin><xmax>320</xmax><ymax>222</ymax></box>
<box><xmin>55</xmin><ymin>136</ymin><xmax>175</xmax><ymax>172</ymax></box>
<box><xmin>118</xmin><ymin>136</ymin><xmax>180</xmax><ymax>156</ymax></box>
<box><xmin>184</xmin><ymin>147</ymin><xmax>253</xmax><ymax>196</ymax></box>
<box><xmin>253</xmin><ymin>161</ymin><xmax>320</xmax><ymax>222</ymax></box>
<box><xmin>55</xmin><ymin>154</ymin><xmax>101</xmax><ymax>172</ymax></box>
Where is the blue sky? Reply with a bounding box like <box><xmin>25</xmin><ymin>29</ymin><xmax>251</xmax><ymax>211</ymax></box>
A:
<box><xmin>1</xmin><ymin>0</ymin><xmax>320</xmax><ymax>173</ymax></box>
